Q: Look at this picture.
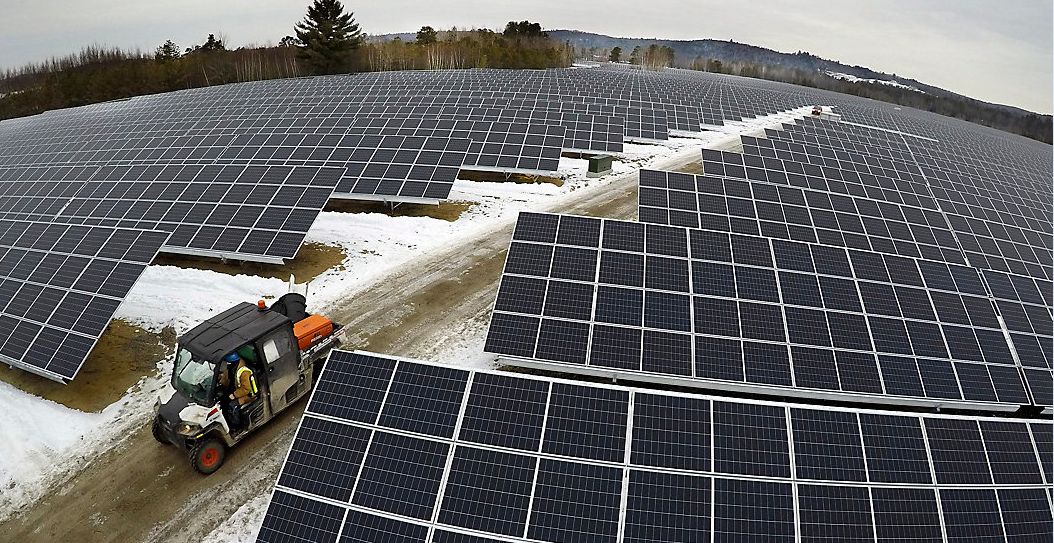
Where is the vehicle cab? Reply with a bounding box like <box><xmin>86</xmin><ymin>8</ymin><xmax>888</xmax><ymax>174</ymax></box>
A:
<box><xmin>153</xmin><ymin>300</ymin><xmax>313</xmax><ymax>473</ymax></box>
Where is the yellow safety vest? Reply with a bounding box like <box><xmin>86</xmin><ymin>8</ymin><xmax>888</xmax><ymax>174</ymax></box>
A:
<box><xmin>237</xmin><ymin>365</ymin><xmax>258</xmax><ymax>395</ymax></box>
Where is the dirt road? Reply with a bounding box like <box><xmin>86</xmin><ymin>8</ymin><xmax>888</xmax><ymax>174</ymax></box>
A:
<box><xmin>1</xmin><ymin>147</ymin><xmax>700</xmax><ymax>543</ymax></box>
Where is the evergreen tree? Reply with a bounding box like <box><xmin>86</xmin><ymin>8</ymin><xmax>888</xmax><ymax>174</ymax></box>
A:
<box><xmin>416</xmin><ymin>26</ymin><xmax>438</xmax><ymax>45</ymax></box>
<box><xmin>609</xmin><ymin>46</ymin><xmax>622</xmax><ymax>63</ymax></box>
<box><xmin>154</xmin><ymin>40</ymin><xmax>181</xmax><ymax>62</ymax></box>
<box><xmin>184</xmin><ymin>34</ymin><xmax>226</xmax><ymax>55</ymax></box>
<box><xmin>629</xmin><ymin>46</ymin><xmax>641</xmax><ymax>65</ymax></box>
<box><xmin>294</xmin><ymin>0</ymin><xmax>363</xmax><ymax>74</ymax></box>
<box><xmin>201</xmin><ymin>34</ymin><xmax>225</xmax><ymax>51</ymax></box>
<box><xmin>503</xmin><ymin>21</ymin><xmax>545</xmax><ymax>38</ymax></box>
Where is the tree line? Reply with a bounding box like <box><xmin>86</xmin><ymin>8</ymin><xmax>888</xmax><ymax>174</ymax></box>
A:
<box><xmin>607</xmin><ymin>44</ymin><xmax>676</xmax><ymax>70</ymax></box>
<box><xmin>0</xmin><ymin>0</ymin><xmax>569</xmax><ymax>121</ymax></box>
<box><xmin>366</xmin><ymin>25</ymin><xmax>570</xmax><ymax>71</ymax></box>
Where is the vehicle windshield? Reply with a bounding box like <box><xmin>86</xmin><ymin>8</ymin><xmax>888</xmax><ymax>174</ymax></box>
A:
<box><xmin>172</xmin><ymin>347</ymin><xmax>216</xmax><ymax>406</ymax></box>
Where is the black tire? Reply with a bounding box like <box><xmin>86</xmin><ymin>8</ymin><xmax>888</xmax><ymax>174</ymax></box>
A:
<box><xmin>151</xmin><ymin>416</ymin><xmax>167</xmax><ymax>444</ymax></box>
<box><xmin>189</xmin><ymin>437</ymin><xmax>226</xmax><ymax>475</ymax></box>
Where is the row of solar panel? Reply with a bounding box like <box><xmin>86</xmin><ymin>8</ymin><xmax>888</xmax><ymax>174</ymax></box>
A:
<box><xmin>1</xmin><ymin>92</ymin><xmax>675</xmax><ymax>142</ymax></box>
<box><xmin>484</xmin><ymin>212</ymin><xmax>1050</xmax><ymax>409</ymax></box>
<box><xmin>257</xmin><ymin>351</ymin><xmax>1054</xmax><ymax>543</ymax></box>
<box><xmin>746</xmin><ymin>130</ymin><xmax>1051</xmax><ymax>264</ymax></box>
<box><xmin>635</xmin><ymin>169</ymin><xmax>1053</xmax><ymax>371</ymax></box>
<box><xmin>2</xmin><ymin>110</ymin><xmax>619</xmax><ymax>159</ymax></box>
<box><xmin>0</xmin><ymin>219</ymin><xmax>170</xmax><ymax>381</ymax></box>
<box><xmin>754</xmin><ymin>122</ymin><xmax>1049</xmax><ymax>280</ymax></box>
<box><xmin>0</xmin><ymin>163</ymin><xmax>344</xmax><ymax>261</ymax></box>
<box><xmin>755</xmin><ymin>122</ymin><xmax>1052</xmax><ymax>271</ymax></box>
<box><xmin>788</xmin><ymin>116</ymin><xmax>1051</xmax><ymax>191</ymax></box>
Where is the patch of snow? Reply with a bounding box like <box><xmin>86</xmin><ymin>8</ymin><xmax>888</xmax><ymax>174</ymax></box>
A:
<box><xmin>0</xmin><ymin>380</ymin><xmax>100</xmax><ymax>510</ymax></box>
<box><xmin>200</xmin><ymin>493</ymin><xmax>270</xmax><ymax>543</ymax></box>
<box><xmin>0</xmin><ymin>358</ymin><xmax>172</xmax><ymax>520</ymax></box>
<box><xmin>824</xmin><ymin>71</ymin><xmax>924</xmax><ymax>93</ymax></box>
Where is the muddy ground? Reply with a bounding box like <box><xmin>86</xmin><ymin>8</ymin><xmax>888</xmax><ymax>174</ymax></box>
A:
<box><xmin>0</xmin><ymin>147</ymin><xmax>701</xmax><ymax>542</ymax></box>
<box><xmin>322</xmin><ymin>199</ymin><xmax>475</xmax><ymax>222</ymax></box>
<box><xmin>152</xmin><ymin>243</ymin><xmax>347</xmax><ymax>282</ymax></box>
<box><xmin>0</xmin><ymin>322</ymin><xmax>175</xmax><ymax>412</ymax></box>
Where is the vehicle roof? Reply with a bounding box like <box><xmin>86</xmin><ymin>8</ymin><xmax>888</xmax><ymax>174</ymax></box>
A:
<box><xmin>179</xmin><ymin>302</ymin><xmax>290</xmax><ymax>362</ymax></box>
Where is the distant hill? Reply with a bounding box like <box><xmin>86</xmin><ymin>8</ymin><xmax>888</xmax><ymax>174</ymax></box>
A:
<box><xmin>548</xmin><ymin>30</ymin><xmax>1040</xmax><ymax>117</ymax></box>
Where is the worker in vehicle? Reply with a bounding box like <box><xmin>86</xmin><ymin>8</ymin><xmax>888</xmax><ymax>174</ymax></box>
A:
<box><xmin>224</xmin><ymin>352</ymin><xmax>258</xmax><ymax>431</ymax></box>
<box><xmin>229</xmin><ymin>354</ymin><xmax>258</xmax><ymax>406</ymax></box>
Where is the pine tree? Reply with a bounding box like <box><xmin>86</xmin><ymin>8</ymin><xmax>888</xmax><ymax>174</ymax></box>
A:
<box><xmin>154</xmin><ymin>40</ymin><xmax>181</xmax><ymax>62</ymax></box>
<box><xmin>201</xmin><ymin>34</ymin><xmax>225</xmax><ymax>51</ymax></box>
<box><xmin>294</xmin><ymin>0</ymin><xmax>363</xmax><ymax>75</ymax></box>
<box><xmin>416</xmin><ymin>26</ymin><xmax>438</xmax><ymax>45</ymax></box>
<box><xmin>629</xmin><ymin>46</ymin><xmax>641</xmax><ymax>65</ymax></box>
<box><xmin>609</xmin><ymin>46</ymin><xmax>622</xmax><ymax>63</ymax></box>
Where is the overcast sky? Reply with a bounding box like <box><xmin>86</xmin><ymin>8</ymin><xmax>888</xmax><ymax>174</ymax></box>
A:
<box><xmin>2</xmin><ymin>0</ymin><xmax>1050</xmax><ymax>113</ymax></box>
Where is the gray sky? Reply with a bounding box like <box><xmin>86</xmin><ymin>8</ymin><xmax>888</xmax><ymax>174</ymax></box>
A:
<box><xmin>2</xmin><ymin>0</ymin><xmax>1051</xmax><ymax>113</ymax></box>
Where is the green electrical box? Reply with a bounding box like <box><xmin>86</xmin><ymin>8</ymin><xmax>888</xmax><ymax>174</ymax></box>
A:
<box><xmin>587</xmin><ymin>155</ymin><xmax>613</xmax><ymax>177</ymax></box>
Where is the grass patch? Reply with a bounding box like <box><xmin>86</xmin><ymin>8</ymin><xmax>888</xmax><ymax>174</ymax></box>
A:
<box><xmin>152</xmin><ymin>242</ymin><xmax>346</xmax><ymax>281</ymax></box>
<box><xmin>673</xmin><ymin>161</ymin><xmax>705</xmax><ymax>174</ymax></box>
<box><xmin>324</xmin><ymin>200</ymin><xmax>474</xmax><ymax>222</ymax></box>
<box><xmin>0</xmin><ymin>321</ymin><xmax>176</xmax><ymax>412</ymax></box>
<box><xmin>457</xmin><ymin>170</ymin><xmax>564</xmax><ymax>187</ymax></box>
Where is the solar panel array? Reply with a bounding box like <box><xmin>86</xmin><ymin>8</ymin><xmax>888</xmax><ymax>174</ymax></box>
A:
<box><xmin>8</xmin><ymin>67</ymin><xmax>764</xmax><ymax>381</ymax></box>
<box><xmin>249</xmin><ymin>67</ymin><xmax>1052</xmax><ymax>542</ymax></box>
<box><xmin>258</xmin><ymin>351</ymin><xmax>1054</xmax><ymax>543</ymax></box>
<box><xmin>0</xmin><ymin>220</ymin><xmax>168</xmax><ymax>381</ymax></box>
<box><xmin>0</xmin><ymin>68</ymin><xmax>719</xmax><ymax>382</ymax></box>
<box><xmin>485</xmin><ymin>212</ymin><xmax>1041</xmax><ymax>409</ymax></box>
<box><xmin>0</xmin><ymin>163</ymin><xmax>343</xmax><ymax>263</ymax></box>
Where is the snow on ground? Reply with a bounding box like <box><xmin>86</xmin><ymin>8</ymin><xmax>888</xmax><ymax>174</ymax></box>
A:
<box><xmin>0</xmin><ymin>106</ymin><xmax>812</xmax><ymax>528</ymax></box>
<box><xmin>202</xmin><ymin>493</ymin><xmax>270</xmax><ymax>543</ymax></box>
<box><xmin>0</xmin><ymin>360</ymin><xmax>172</xmax><ymax>520</ymax></box>
<box><xmin>0</xmin><ymin>380</ymin><xmax>99</xmax><ymax>508</ymax></box>
<box><xmin>824</xmin><ymin>71</ymin><xmax>923</xmax><ymax>93</ymax></box>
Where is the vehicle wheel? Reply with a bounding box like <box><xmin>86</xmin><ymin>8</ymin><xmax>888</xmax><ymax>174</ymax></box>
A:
<box><xmin>151</xmin><ymin>416</ymin><xmax>167</xmax><ymax>444</ymax></box>
<box><xmin>189</xmin><ymin>438</ymin><xmax>226</xmax><ymax>475</ymax></box>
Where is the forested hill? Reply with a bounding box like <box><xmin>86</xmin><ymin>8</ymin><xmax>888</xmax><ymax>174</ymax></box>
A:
<box><xmin>551</xmin><ymin>30</ymin><xmax>1032</xmax><ymax>115</ymax></box>
<box><xmin>551</xmin><ymin>30</ymin><xmax>1052</xmax><ymax>143</ymax></box>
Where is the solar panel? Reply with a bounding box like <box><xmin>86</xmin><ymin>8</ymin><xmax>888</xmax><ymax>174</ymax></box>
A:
<box><xmin>334</xmin><ymin>118</ymin><xmax>565</xmax><ymax>176</ymax></box>
<box><xmin>638</xmin><ymin>157</ymin><xmax>1053</xmax><ymax>407</ymax></box>
<box><xmin>460</xmin><ymin>122</ymin><xmax>566</xmax><ymax>175</ymax></box>
<box><xmin>744</xmin><ymin>129</ymin><xmax>1052</xmax><ymax>282</ymax></box>
<box><xmin>220</xmin><ymin>132</ymin><xmax>471</xmax><ymax>203</ymax></box>
<box><xmin>0</xmin><ymin>219</ymin><xmax>169</xmax><ymax>381</ymax></box>
<box><xmin>639</xmin><ymin>167</ymin><xmax>966</xmax><ymax>265</ymax></box>
<box><xmin>0</xmin><ymin>163</ymin><xmax>342</xmax><ymax>263</ymax></box>
<box><xmin>505</xmin><ymin>99</ymin><xmax>668</xmax><ymax>142</ymax></box>
<box><xmin>485</xmin><ymin>212</ymin><xmax>1041</xmax><ymax>410</ymax></box>
<box><xmin>257</xmin><ymin>350</ymin><xmax>1054</xmax><ymax>543</ymax></box>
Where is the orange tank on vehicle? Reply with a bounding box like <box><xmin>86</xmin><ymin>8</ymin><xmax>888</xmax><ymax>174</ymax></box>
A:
<box><xmin>294</xmin><ymin>315</ymin><xmax>334</xmax><ymax>350</ymax></box>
